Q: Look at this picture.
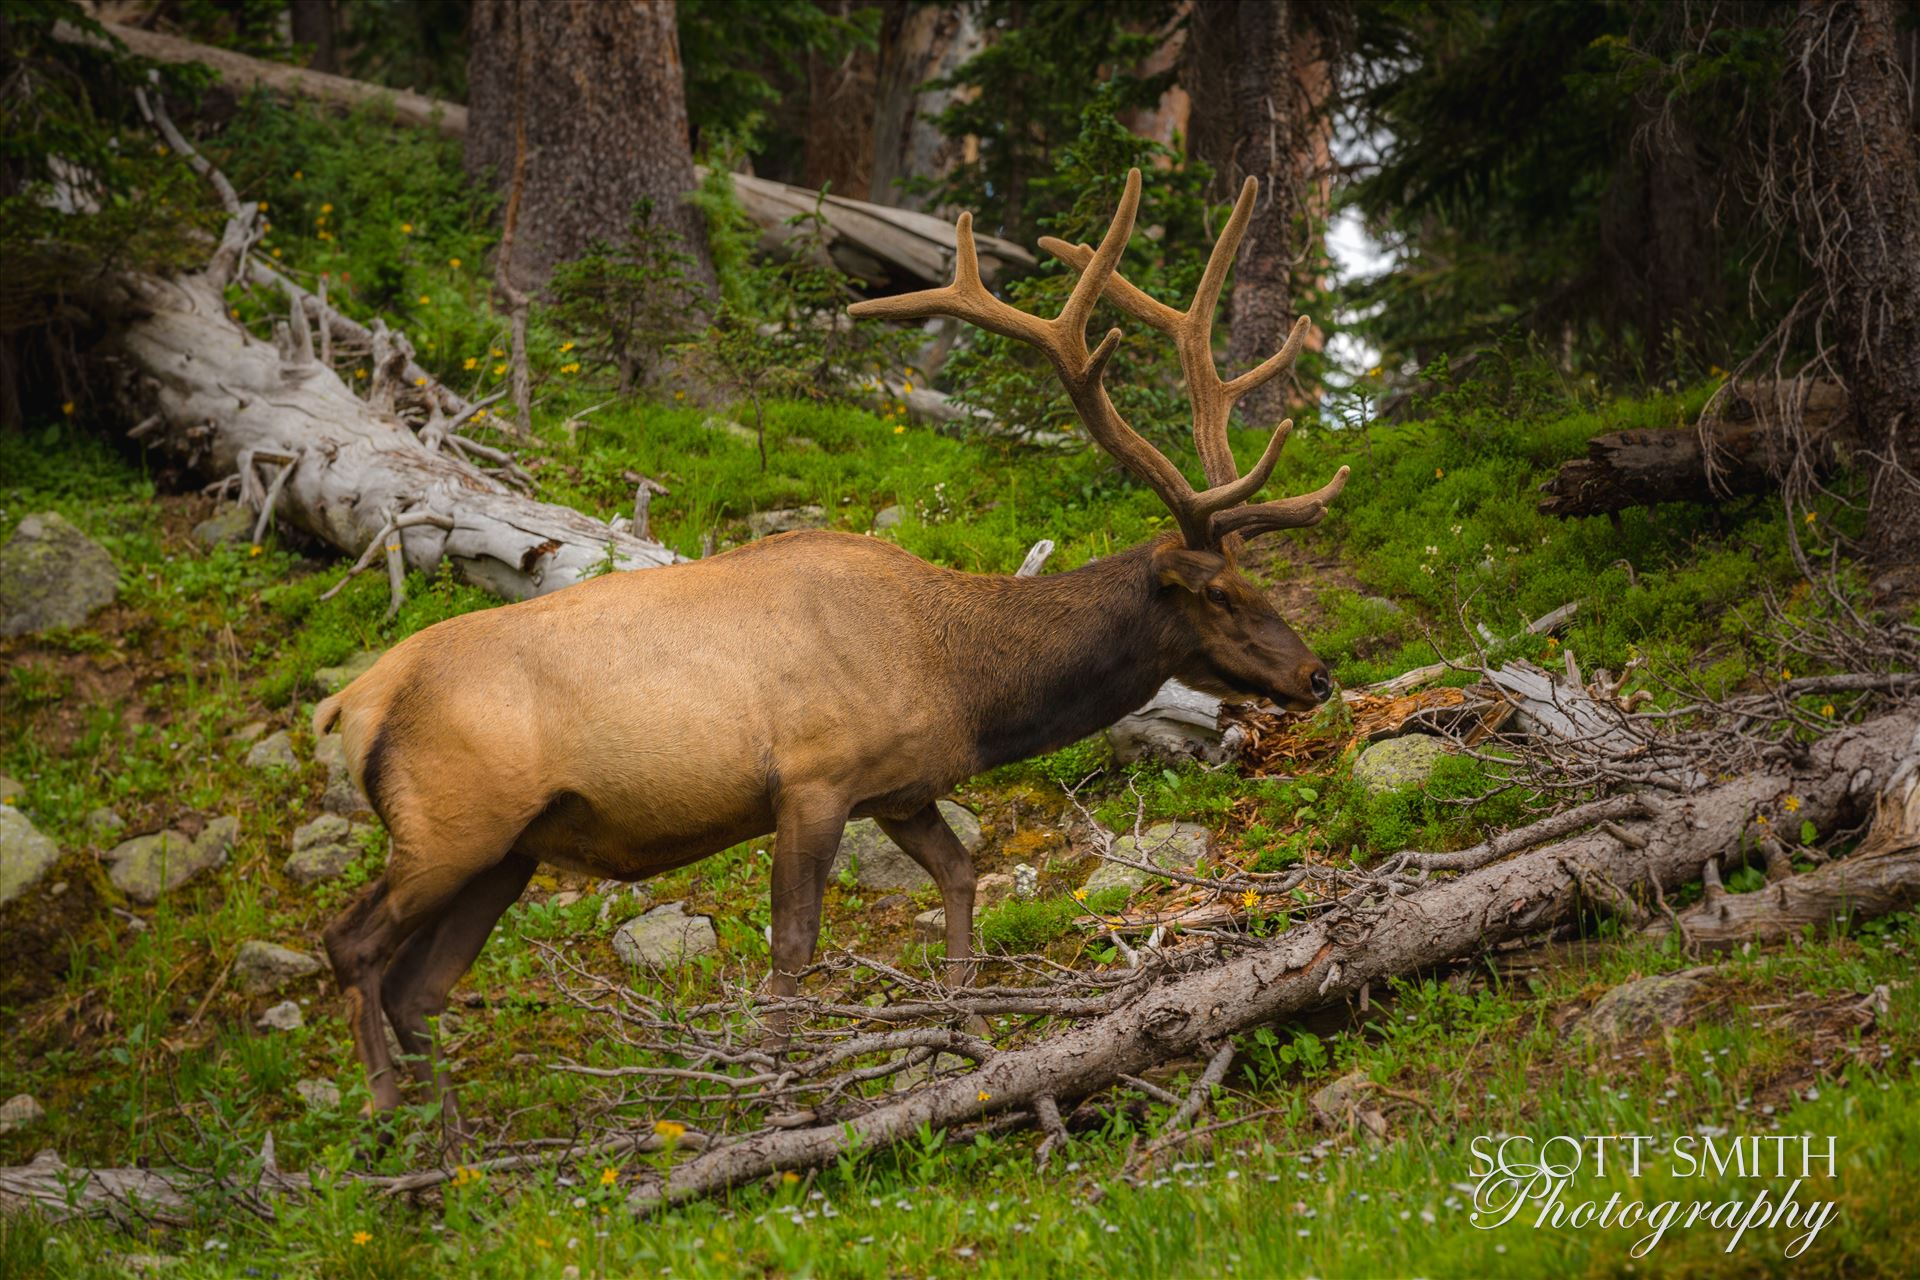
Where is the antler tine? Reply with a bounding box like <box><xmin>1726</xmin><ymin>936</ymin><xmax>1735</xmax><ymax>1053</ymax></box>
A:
<box><xmin>1057</xmin><ymin>169</ymin><xmax>1142</xmax><ymax>347</ymax></box>
<box><xmin>1188</xmin><ymin>176</ymin><xmax>1259</xmax><ymax>345</ymax></box>
<box><xmin>1209</xmin><ymin>465</ymin><xmax>1352</xmax><ymax>541</ymax></box>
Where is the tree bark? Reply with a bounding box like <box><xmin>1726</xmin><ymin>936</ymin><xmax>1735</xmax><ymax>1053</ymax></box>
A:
<box><xmin>1183</xmin><ymin>0</ymin><xmax>1314</xmax><ymax>425</ymax></box>
<box><xmin>466</xmin><ymin>0</ymin><xmax>713</xmax><ymax>295</ymax></box>
<box><xmin>1789</xmin><ymin>0</ymin><xmax>1920</xmax><ymax>575</ymax></box>
<box><xmin>869</xmin><ymin>1</ymin><xmax>984</xmax><ymax>212</ymax></box>
<box><xmin>288</xmin><ymin>0</ymin><xmax>338</xmax><ymax>74</ymax></box>
<box><xmin>802</xmin><ymin>0</ymin><xmax>879</xmax><ymax>201</ymax></box>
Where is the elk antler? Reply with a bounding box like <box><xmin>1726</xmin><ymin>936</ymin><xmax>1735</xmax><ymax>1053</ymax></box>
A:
<box><xmin>848</xmin><ymin>169</ymin><xmax>1324</xmax><ymax>550</ymax></box>
<box><xmin>1038</xmin><ymin>174</ymin><xmax>1349</xmax><ymax>547</ymax></box>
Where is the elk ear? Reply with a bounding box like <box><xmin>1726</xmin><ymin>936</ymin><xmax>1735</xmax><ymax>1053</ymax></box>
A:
<box><xmin>1152</xmin><ymin>544</ymin><xmax>1223</xmax><ymax>594</ymax></box>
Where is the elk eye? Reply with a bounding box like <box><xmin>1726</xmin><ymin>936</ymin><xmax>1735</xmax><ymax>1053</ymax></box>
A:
<box><xmin>1205</xmin><ymin>587</ymin><xmax>1229</xmax><ymax>606</ymax></box>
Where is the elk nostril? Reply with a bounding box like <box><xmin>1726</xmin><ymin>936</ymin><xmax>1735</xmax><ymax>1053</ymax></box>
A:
<box><xmin>1309</xmin><ymin>668</ymin><xmax>1333</xmax><ymax>702</ymax></box>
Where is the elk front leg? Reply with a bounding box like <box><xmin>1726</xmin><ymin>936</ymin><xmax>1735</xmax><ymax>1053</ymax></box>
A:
<box><xmin>877</xmin><ymin>805</ymin><xmax>979</xmax><ymax>991</ymax></box>
<box><xmin>765</xmin><ymin>790</ymin><xmax>850</xmax><ymax>1041</ymax></box>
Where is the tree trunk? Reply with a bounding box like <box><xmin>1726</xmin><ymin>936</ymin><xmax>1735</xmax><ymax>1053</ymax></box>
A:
<box><xmin>869</xmin><ymin>1</ymin><xmax>984</xmax><ymax>212</ymax></box>
<box><xmin>1789</xmin><ymin>0</ymin><xmax>1920</xmax><ymax>577</ymax></box>
<box><xmin>1183</xmin><ymin>0</ymin><xmax>1308</xmax><ymax>425</ymax></box>
<box><xmin>802</xmin><ymin>0</ymin><xmax>879</xmax><ymax>201</ymax></box>
<box><xmin>466</xmin><ymin>0</ymin><xmax>713</xmax><ymax>294</ymax></box>
<box><xmin>288</xmin><ymin>0</ymin><xmax>337</xmax><ymax>74</ymax></box>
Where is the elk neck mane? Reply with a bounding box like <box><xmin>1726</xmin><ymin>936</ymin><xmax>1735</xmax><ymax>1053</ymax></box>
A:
<box><xmin>916</xmin><ymin>539</ymin><xmax>1179</xmax><ymax>771</ymax></box>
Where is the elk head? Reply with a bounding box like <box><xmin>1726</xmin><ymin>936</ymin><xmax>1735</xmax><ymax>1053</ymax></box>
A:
<box><xmin>850</xmin><ymin>168</ymin><xmax>1348</xmax><ymax>712</ymax></box>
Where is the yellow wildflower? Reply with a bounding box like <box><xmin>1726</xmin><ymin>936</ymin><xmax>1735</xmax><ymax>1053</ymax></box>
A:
<box><xmin>1820</xmin><ymin>703</ymin><xmax>1834</xmax><ymax>717</ymax></box>
<box><xmin>903</xmin><ymin>381</ymin><xmax>914</xmax><ymax>394</ymax></box>
<box><xmin>560</xmin><ymin>341</ymin><xmax>576</xmax><ymax>352</ymax></box>
<box><xmin>673</xmin><ymin>390</ymin><xmax>686</xmax><ymax>401</ymax></box>
<box><xmin>355</xmin><ymin>368</ymin><xmax>368</xmax><ymax>379</ymax></box>
<box><xmin>491</xmin><ymin>346</ymin><xmax>504</xmax><ymax>357</ymax></box>
<box><xmin>1366</xmin><ymin>365</ymin><xmax>1382</xmax><ymax>379</ymax></box>
<box><xmin>1435</xmin><ymin>467</ymin><xmax>1445</xmax><ymax>478</ymax></box>
<box><xmin>652</xmin><ymin>1119</ymin><xmax>687</xmax><ymax>1141</ymax></box>
<box><xmin>1545</xmin><ymin>636</ymin><xmax>1559</xmax><ymax>650</ymax></box>
<box><xmin>352</xmin><ymin>1231</ymin><xmax>371</xmax><ymax>1246</ymax></box>
<box><xmin>1781</xmin><ymin>668</ymin><xmax>1793</xmax><ymax>682</ymax></box>
<box><xmin>293</xmin><ymin>170</ymin><xmax>303</xmax><ymax>180</ymax></box>
<box><xmin>493</xmin><ymin>363</ymin><xmax>507</xmax><ymax>376</ymax></box>
<box><xmin>401</xmin><ymin>222</ymin><xmax>414</xmax><ymax>234</ymax></box>
<box><xmin>418</xmin><ymin>294</ymin><xmax>431</xmax><ymax>306</ymax></box>
<box><xmin>230</xmin><ymin>308</ymin><xmax>241</xmax><ymax>319</ymax></box>
<box><xmin>464</xmin><ymin>357</ymin><xmax>479</xmax><ymax>371</ymax></box>
<box><xmin>599</xmin><ymin>1167</ymin><xmax>619</xmax><ymax>1186</ymax></box>
<box><xmin>1240</xmin><ymin>889</ymin><xmax>1259</xmax><ymax>911</ymax></box>
<box><xmin>1804</xmin><ymin>510</ymin><xmax>1817</xmax><ymax>525</ymax></box>
<box><xmin>474</xmin><ymin>408</ymin><xmax>489</xmax><ymax>419</ymax></box>
<box><xmin>414</xmin><ymin>377</ymin><xmax>427</xmax><ymax>387</ymax></box>
<box><xmin>271</xmin><ymin>248</ymin><xmax>281</xmax><ymax>258</ymax></box>
<box><xmin>1782</xmin><ymin>795</ymin><xmax>1800</xmax><ymax>813</ymax></box>
<box><xmin>321</xmin><ymin>203</ymin><xmax>333</xmax><ymax>215</ymax></box>
<box><xmin>782</xmin><ymin>1171</ymin><xmax>800</xmax><ymax>1185</ymax></box>
<box><xmin>60</xmin><ymin>401</ymin><xmax>75</xmax><ymax>416</ymax></box>
<box><xmin>318</xmin><ymin>231</ymin><xmax>333</xmax><ymax>242</ymax></box>
<box><xmin>249</xmin><ymin>545</ymin><xmax>263</xmax><ymax>558</ymax></box>
<box><xmin>977</xmin><ymin>1090</ymin><xmax>991</xmax><ymax>1102</ymax></box>
<box><xmin>449</xmin><ymin>257</ymin><xmax>462</xmax><ymax>268</ymax></box>
<box><xmin>1755</xmin><ymin>813</ymin><xmax>1770</xmax><ymax>826</ymax></box>
<box><xmin>893</xmin><ymin>425</ymin><xmax>906</xmax><ymax>435</ymax></box>
<box><xmin>257</xmin><ymin>201</ymin><xmax>269</xmax><ymax>212</ymax></box>
<box><xmin>561</xmin><ymin>362</ymin><xmax>581</xmax><ymax>374</ymax></box>
<box><xmin>1072</xmin><ymin>888</ymin><xmax>1087</xmax><ymax>902</ymax></box>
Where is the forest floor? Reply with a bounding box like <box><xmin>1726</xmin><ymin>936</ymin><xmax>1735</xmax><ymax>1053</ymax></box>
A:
<box><xmin>4</xmin><ymin>376</ymin><xmax>1918</xmax><ymax>1278</ymax></box>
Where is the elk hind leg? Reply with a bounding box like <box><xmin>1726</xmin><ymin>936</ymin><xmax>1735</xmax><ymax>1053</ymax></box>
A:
<box><xmin>381</xmin><ymin>852</ymin><xmax>536</xmax><ymax>1138</ymax></box>
<box><xmin>877</xmin><ymin>805</ymin><xmax>979</xmax><ymax>989</ymax></box>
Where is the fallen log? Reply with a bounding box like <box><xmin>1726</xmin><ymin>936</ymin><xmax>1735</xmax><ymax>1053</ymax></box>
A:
<box><xmin>1538</xmin><ymin>379</ymin><xmax>1853</xmax><ymax>517</ymax></box>
<box><xmin>619</xmin><ymin>703</ymin><xmax>1917</xmax><ymax>1210</ymax></box>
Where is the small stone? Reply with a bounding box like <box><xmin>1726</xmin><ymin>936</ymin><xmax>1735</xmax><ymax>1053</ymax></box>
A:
<box><xmin>244</xmin><ymin>730</ymin><xmax>298</xmax><ymax>770</ymax></box>
<box><xmin>870</xmin><ymin>893</ymin><xmax>908</xmax><ymax>912</ymax></box>
<box><xmin>0</xmin><ymin>775</ymin><xmax>23</xmax><ymax>803</ymax></box>
<box><xmin>1012</xmin><ymin>863</ymin><xmax>1039</xmax><ymax>899</ymax></box>
<box><xmin>873</xmin><ymin>504</ymin><xmax>905</xmax><ymax>530</ymax></box>
<box><xmin>1351</xmin><ymin>735</ymin><xmax>1451</xmax><ymax>796</ymax></box>
<box><xmin>0</xmin><ymin>806</ymin><xmax>61</xmax><ymax>907</ymax></box>
<box><xmin>85</xmin><ymin>806</ymin><xmax>125</xmax><ymax>837</ymax></box>
<box><xmin>191</xmin><ymin>506</ymin><xmax>255</xmax><ymax>548</ymax></box>
<box><xmin>612</xmin><ymin>901</ymin><xmax>719</xmax><ymax>967</ymax></box>
<box><xmin>1082</xmin><ymin>822</ymin><xmax>1208</xmax><ymax>898</ymax></box>
<box><xmin>313</xmin><ymin>650</ymin><xmax>382</xmax><ymax>695</ymax></box>
<box><xmin>913</xmin><ymin>908</ymin><xmax>947</xmax><ymax>942</ymax></box>
<box><xmin>229</xmin><ymin>720</ymin><xmax>268</xmax><ymax>746</ymax></box>
<box><xmin>550</xmin><ymin>890</ymin><xmax>584</xmax><ymax>909</ymax></box>
<box><xmin>1576</xmin><ymin>968</ymin><xmax>1718</xmax><ymax>1044</ymax></box>
<box><xmin>234</xmin><ymin>940</ymin><xmax>322</xmax><ymax>995</ymax></box>
<box><xmin>1309</xmin><ymin>1070</ymin><xmax>1373</xmax><ymax>1128</ymax></box>
<box><xmin>107</xmin><ymin>817</ymin><xmax>235</xmax><ymax>904</ymax></box>
<box><xmin>700</xmin><ymin>414</ymin><xmax>760</xmax><ymax>445</ymax></box>
<box><xmin>294</xmin><ymin>1078</ymin><xmax>340</xmax><ymax>1111</ymax></box>
<box><xmin>975</xmin><ymin>872</ymin><xmax>1015</xmax><ymax>907</ymax></box>
<box><xmin>0</xmin><ymin>1093</ymin><xmax>45</xmax><ymax>1134</ymax></box>
<box><xmin>313</xmin><ymin>735</ymin><xmax>368</xmax><ymax>816</ymax></box>
<box><xmin>285</xmin><ymin>814</ymin><xmax>366</xmax><ymax>885</ymax></box>
<box><xmin>257</xmin><ymin>1000</ymin><xmax>304</xmax><ymax>1031</ymax></box>
<box><xmin>0</xmin><ymin>511</ymin><xmax>119</xmax><ymax>637</ymax></box>
<box><xmin>830</xmin><ymin>800</ymin><xmax>983</xmax><ymax>891</ymax></box>
<box><xmin>747</xmin><ymin>506</ymin><xmax>829</xmax><ymax>538</ymax></box>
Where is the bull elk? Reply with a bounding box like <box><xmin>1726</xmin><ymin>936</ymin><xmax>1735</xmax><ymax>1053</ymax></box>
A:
<box><xmin>316</xmin><ymin>168</ymin><xmax>1347</xmax><ymax>1126</ymax></box>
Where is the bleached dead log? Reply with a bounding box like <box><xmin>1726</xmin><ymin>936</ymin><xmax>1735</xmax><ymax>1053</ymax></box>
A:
<box><xmin>1107</xmin><ymin>680</ymin><xmax>1238</xmax><ymax>765</ymax></box>
<box><xmin>620</xmin><ymin>705</ymin><xmax>1917</xmax><ymax>1210</ymax></box>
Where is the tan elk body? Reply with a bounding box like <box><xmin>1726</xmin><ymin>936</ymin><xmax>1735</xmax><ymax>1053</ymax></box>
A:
<box><xmin>318</xmin><ymin>169</ymin><xmax>1348</xmax><ymax>1124</ymax></box>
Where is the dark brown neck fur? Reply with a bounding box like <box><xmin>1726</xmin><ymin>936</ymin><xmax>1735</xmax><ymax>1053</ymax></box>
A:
<box><xmin>929</xmin><ymin>542</ymin><xmax>1182</xmax><ymax>771</ymax></box>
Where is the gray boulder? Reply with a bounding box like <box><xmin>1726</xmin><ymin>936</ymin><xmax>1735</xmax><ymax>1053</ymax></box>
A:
<box><xmin>1575</xmin><ymin>968</ymin><xmax>1717</xmax><ymax>1044</ymax></box>
<box><xmin>701</xmin><ymin>414</ymin><xmax>759</xmax><ymax>445</ymax></box>
<box><xmin>0</xmin><ymin>806</ymin><xmax>61</xmax><ymax>907</ymax></box>
<box><xmin>873</xmin><ymin>504</ymin><xmax>905</xmax><ymax>531</ymax></box>
<box><xmin>830</xmin><ymin>801</ymin><xmax>983</xmax><ymax>891</ymax></box>
<box><xmin>1083</xmin><ymin>821</ymin><xmax>1209</xmax><ymax>898</ymax></box>
<box><xmin>314</xmin><ymin>650</ymin><xmax>382</xmax><ymax>694</ymax></box>
<box><xmin>313</xmin><ymin>735</ymin><xmax>367</xmax><ymax>816</ymax></box>
<box><xmin>85</xmin><ymin>806</ymin><xmax>125</xmax><ymax>838</ymax></box>
<box><xmin>245</xmin><ymin>729</ymin><xmax>298</xmax><ymax>770</ymax></box>
<box><xmin>256</xmin><ymin>1000</ymin><xmax>304</xmax><ymax>1031</ymax></box>
<box><xmin>285</xmin><ymin>814</ymin><xmax>367</xmax><ymax>885</ymax></box>
<box><xmin>107</xmin><ymin>816</ymin><xmax>237</xmax><ymax>904</ymax></box>
<box><xmin>234</xmin><ymin>940</ymin><xmax>322</xmax><ymax>995</ymax></box>
<box><xmin>612</xmin><ymin>902</ymin><xmax>719</xmax><ymax>967</ymax></box>
<box><xmin>295</xmin><ymin>1078</ymin><xmax>341</xmax><ymax>1111</ymax></box>
<box><xmin>0</xmin><ymin>511</ymin><xmax>119</xmax><ymax>637</ymax></box>
<box><xmin>0</xmin><ymin>1093</ymin><xmax>45</xmax><ymax>1134</ymax></box>
<box><xmin>747</xmin><ymin>506</ymin><xmax>827</xmax><ymax>537</ymax></box>
<box><xmin>191</xmin><ymin>506</ymin><xmax>254</xmax><ymax>548</ymax></box>
<box><xmin>1351</xmin><ymin>735</ymin><xmax>1450</xmax><ymax>796</ymax></box>
<box><xmin>913</xmin><ymin>908</ymin><xmax>947</xmax><ymax>942</ymax></box>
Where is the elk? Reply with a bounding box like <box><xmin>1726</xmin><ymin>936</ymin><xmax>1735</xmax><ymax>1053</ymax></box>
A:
<box><xmin>315</xmin><ymin>168</ymin><xmax>1347</xmax><ymax>1127</ymax></box>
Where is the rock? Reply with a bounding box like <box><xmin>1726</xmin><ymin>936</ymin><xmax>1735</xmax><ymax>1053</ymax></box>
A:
<box><xmin>229</xmin><ymin>720</ymin><xmax>268</xmax><ymax>745</ymax></box>
<box><xmin>107</xmin><ymin>817</ymin><xmax>235</xmax><ymax>904</ymax></box>
<box><xmin>1575</xmin><ymin>968</ymin><xmax>1717</xmax><ymax>1044</ymax></box>
<box><xmin>0</xmin><ymin>511</ymin><xmax>119</xmax><ymax>637</ymax></box>
<box><xmin>913</xmin><ymin>908</ymin><xmax>947</xmax><ymax>942</ymax></box>
<box><xmin>1351</xmin><ymin>734</ymin><xmax>1451</xmax><ymax>796</ymax></box>
<box><xmin>313</xmin><ymin>650</ymin><xmax>382</xmax><ymax>694</ymax></box>
<box><xmin>549</xmin><ymin>890</ymin><xmax>584</xmax><ymax>909</ymax></box>
<box><xmin>313</xmin><ymin>734</ymin><xmax>346</xmax><ymax>771</ymax></box>
<box><xmin>0</xmin><ymin>806</ymin><xmax>61</xmax><ymax>907</ymax></box>
<box><xmin>873</xmin><ymin>504</ymin><xmax>905</xmax><ymax>530</ymax></box>
<box><xmin>285</xmin><ymin>813</ymin><xmax>367</xmax><ymax>885</ymax></box>
<box><xmin>1082</xmin><ymin>821</ymin><xmax>1209</xmax><ymax>898</ymax></box>
<box><xmin>234</xmin><ymin>940</ymin><xmax>322</xmax><ymax>995</ymax></box>
<box><xmin>747</xmin><ymin>506</ymin><xmax>828</xmax><ymax>538</ymax></box>
<box><xmin>245</xmin><ymin>729</ymin><xmax>298</xmax><ymax>770</ymax></box>
<box><xmin>85</xmin><ymin>806</ymin><xmax>124</xmax><ymax>837</ymax></box>
<box><xmin>1310</xmin><ymin>1070</ymin><xmax>1373</xmax><ymax>1125</ymax></box>
<box><xmin>191</xmin><ymin>506</ymin><xmax>255</xmax><ymax>547</ymax></box>
<box><xmin>976</xmin><ymin>872</ymin><xmax>1015</xmax><ymax>907</ymax></box>
<box><xmin>313</xmin><ymin>735</ymin><xmax>367</xmax><ymax>815</ymax></box>
<box><xmin>256</xmin><ymin>1000</ymin><xmax>304</xmax><ymax>1031</ymax></box>
<box><xmin>612</xmin><ymin>902</ymin><xmax>719</xmax><ymax>967</ymax></box>
<box><xmin>1358</xmin><ymin>595</ymin><xmax>1405</xmax><ymax>620</ymax></box>
<box><xmin>0</xmin><ymin>1093</ymin><xmax>45</xmax><ymax>1134</ymax></box>
<box><xmin>1012</xmin><ymin>863</ymin><xmax>1039</xmax><ymax>899</ymax></box>
<box><xmin>294</xmin><ymin>1078</ymin><xmax>340</xmax><ymax>1111</ymax></box>
<box><xmin>0</xmin><ymin>774</ymin><xmax>23</xmax><ymax>803</ymax></box>
<box><xmin>870</xmin><ymin>893</ymin><xmax>909</xmax><ymax>913</ymax></box>
<box><xmin>830</xmin><ymin>800</ymin><xmax>983</xmax><ymax>891</ymax></box>
<box><xmin>701</xmin><ymin>414</ymin><xmax>760</xmax><ymax>445</ymax></box>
